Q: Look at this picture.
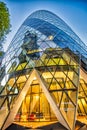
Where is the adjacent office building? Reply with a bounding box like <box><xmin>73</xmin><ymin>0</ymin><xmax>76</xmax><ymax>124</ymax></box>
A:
<box><xmin>0</xmin><ymin>10</ymin><xmax>87</xmax><ymax>130</ymax></box>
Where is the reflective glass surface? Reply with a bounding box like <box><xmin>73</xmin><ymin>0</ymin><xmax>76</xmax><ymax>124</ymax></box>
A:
<box><xmin>0</xmin><ymin>10</ymin><xmax>87</xmax><ymax>130</ymax></box>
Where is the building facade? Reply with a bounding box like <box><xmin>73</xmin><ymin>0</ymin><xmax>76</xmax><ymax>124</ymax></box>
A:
<box><xmin>0</xmin><ymin>10</ymin><xmax>87</xmax><ymax>130</ymax></box>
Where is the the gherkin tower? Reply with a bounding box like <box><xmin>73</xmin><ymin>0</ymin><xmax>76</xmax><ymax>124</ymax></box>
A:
<box><xmin>0</xmin><ymin>10</ymin><xmax>87</xmax><ymax>130</ymax></box>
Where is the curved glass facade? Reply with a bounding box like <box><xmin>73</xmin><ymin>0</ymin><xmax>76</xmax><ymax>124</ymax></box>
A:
<box><xmin>0</xmin><ymin>10</ymin><xmax>87</xmax><ymax>130</ymax></box>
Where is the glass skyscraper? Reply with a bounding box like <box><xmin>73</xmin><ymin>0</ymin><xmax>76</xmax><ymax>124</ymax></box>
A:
<box><xmin>0</xmin><ymin>10</ymin><xmax>87</xmax><ymax>130</ymax></box>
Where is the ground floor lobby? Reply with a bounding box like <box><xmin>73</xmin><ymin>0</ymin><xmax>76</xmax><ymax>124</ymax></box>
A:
<box><xmin>11</xmin><ymin>116</ymin><xmax>87</xmax><ymax>130</ymax></box>
<box><xmin>6</xmin><ymin>119</ymin><xmax>87</xmax><ymax>130</ymax></box>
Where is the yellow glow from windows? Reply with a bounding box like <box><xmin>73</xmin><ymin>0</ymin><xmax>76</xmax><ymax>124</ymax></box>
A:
<box><xmin>81</xmin><ymin>99</ymin><xmax>86</xmax><ymax>106</ymax></box>
<box><xmin>17</xmin><ymin>75</ymin><xmax>27</xmax><ymax>83</ymax></box>
<box><xmin>48</xmin><ymin>35</ymin><xmax>54</xmax><ymax>40</ymax></box>
<box><xmin>33</xmin><ymin>77</ymin><xmax>36</xmax><ymax>80</ymax></box>
<box><xmin>42</xmin><ymin>71</ymin><xmax>74</xmax><ymax>80</ymax></box>
<box><xmin>35</xmin><ymin>95</ymin><xmax>39</xmax><ymax>99</ymax></box>
<box><xmin>8</xmin><ymin>78</ymin><xmax>15</xmax><ymax>86</ymax></box>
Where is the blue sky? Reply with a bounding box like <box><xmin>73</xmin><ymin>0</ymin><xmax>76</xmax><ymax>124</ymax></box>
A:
<box><xmin>1</xmin><ymin>0</ymin><xmax>87</xmax><ymax>51</ymax></box>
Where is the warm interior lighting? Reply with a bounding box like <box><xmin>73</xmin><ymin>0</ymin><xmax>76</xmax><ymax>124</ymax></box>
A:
<box><xmin>81</xmin><ymin>99</ymin><xmax>86</xmax><ymax>106</ymax></box>
<box><xmin>35</xmin><ymin>95</ymin><xmax>39</xmax><ymax>99</ymax></box>
<box><xmin>48</xmin><ymin>35</ymin><xmax>54</xmax><ymax>40</ymax></box>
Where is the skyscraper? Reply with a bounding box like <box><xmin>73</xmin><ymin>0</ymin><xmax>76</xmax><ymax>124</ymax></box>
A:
<box><xmin>0</xmin><ymin>10</ymin><xmax>87</xmax><ymax>130</ymax></box>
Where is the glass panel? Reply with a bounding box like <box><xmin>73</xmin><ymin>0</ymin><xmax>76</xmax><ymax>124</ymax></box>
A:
<box><xmin>16</xmin><ymin>75</ymin><xmax>27</xmax><ymax>84</ymax></box>
<box><xmin>0</xmin><ymin>47</ymin><xmax>80</xmax><ymax>129</ymax></box>
<box><xmin>8</xmin><ymin>78</ymin><xmax>15</xmax><ymax>86</ymax></box>
<box><xmin>0</xmin><ymin>101</ymin><xmax>9</xmax><ymax>129</ymax></box>
<box><xmin>60</xmin><ymin>93</ymin><xmax>75</xmax><ymax>129</ymax></box>
<box><xmin>81</xmin><ymin>99</ymin><xmax>87</xmax><ymax>114</ymax></box>
<box><xmin>0</xmin><ymin>97</ymin><xmax>6</xmax><ymax>108</ymax></box>
<box><xmin>16</xmin><ymin>65</ymin><xmax>23</xmax><ymax>71</ymax></box>
<box><xmin>14</xmin><ymin>80</ymin><xmax>57</xmax><ymax>123</ymax></box>
<box><xmin>78</xmin><ymin>99</ymin><xmax>85</xmax><ymax>114</ymax></box>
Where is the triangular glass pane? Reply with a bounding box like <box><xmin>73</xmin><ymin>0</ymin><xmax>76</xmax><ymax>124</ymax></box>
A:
<box><xmin>53</xmin><ymin>57</ymin><xmax>60</xmax><ymax>65</ymax></box>
<box><xmin>0</xmin><ymin>101</ymin><xmax>9</xmax><ymax>129</ymax></box>
<box><xmin>25</xmin><ymin>60</ymin><xmax>34</xmax><ymax>69</ymax></box>
<box><xmin>62</xmin><ymin>52</ymin><xmax>71</xmax><ymax>65</ymax></box>
<box><xmin>14</xmin><ymin>79</ymin><xmax>57</xmax><ymax>123</ymax></box>
<box><xmin>46</xmin><ymin>59</ymin><xmax>57</xmax><ymax>66</ymax></box>
<box><xmin>16</xmin><ymin>64</ymin><xmax>23</xmax><ymax>71</ymax></box>
<box><xmin>0</xmin><ymin>97</ymin><xmax>6</xmax><ymax>108</ymax></box>
<box><xmin>58</xmin><ymin>58</ymin><xmax>67</xmax><ymax>65</ymax></box>
<box><xmin>35</xmin><ymin>59</ymin><xmax>40</xmax><ymax>67</ymax></box>
<box><xmin>0</xmin><ymin>87</ymin><xmax>6</xmax><ymax>96</ymax></box>
<box><xmin>21</xmin><ymin>62</ymin><xmax>27</xmax><ymax>69</ymax></box>
<box><xmin>64</xmin><ymin>73</ymin><xmax>77</xmax><ymax>89</ymax></box>
<box><xmin>17</xmin><ymin>82</ymin><xmax>25</xmax><ymax>90</ymax></box>
<box><xmin>16</xmin><ymin>75</ymin><xmax>27</xmax><ymax>84</ymax></box>
<box><xmin>59</xmin><ymin>92</ymin><xmax>76</xmax><ymax>130</ymax></box>
<box><xmin>7</xmin><ymin>77</ymin><xmax>16</xmax><ymax>87</ymax></box>
<box><xmin>49</xmin><ymin>78</ymin><xmax>62</xmax><ymax>90</ymax></box>
<box><xmin>40</xmin><ymin>53</ymin><xmax>47</xmax><ymax>62</ymax></box>
<box><xmin>43</xmin><ymin>57</ymin><xmax>49</xmax><ymax>66</ymax></box>
<box><xmin>50</xmin><ymin>91</ymin><xmax>63</xmax><ymax>108</ymax></box>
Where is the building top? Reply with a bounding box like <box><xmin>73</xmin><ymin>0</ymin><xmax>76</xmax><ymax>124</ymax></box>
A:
<box><xmin>2</xmin><ymin>10</ymin><xmax>87</xmax><ymax>70</ymax></box>
<box><xmin>25</xmin><ymin>10</ymin><xmax>87</xmax><ymax>52</ymax></box>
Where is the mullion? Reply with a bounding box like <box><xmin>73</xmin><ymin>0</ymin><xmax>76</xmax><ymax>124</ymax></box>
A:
<box><xmin>49</xmin><ymin>88</ymin><xmax>77</xmax><ymax>92</ymax></box>
<box><xmin>80</xmin><ymin>83</ymin><xmax>87</xmax><ymax>98</ymax></box>
<box><xmin>64</xmin><ymin>55</ymin><xmax>72</xmax><ymax>88</ymax></box>
<box><xmin>58</xmin><ymin>55</ymin><xmax>78</xmax><ymax>89</ymax></box>
<box><xmin>8</xmin><ymin>71</ymin><xmax>30</xmax><ymax>108</ymax></box>
<box><xmin>59</xmin><ymin>92</ymin><xmax>63</xmax><ymax>109</ymax></box>
<box><xmin>0</xmin><ymin>75</ymin><xmax>17</xmax><ymax>109</ymax></box>
<box><xmin>80</xmin><ymin>99</ymin><xmax>86</xmax><ymax>115</ymax></box>
<box><xmin>39</xmin><ymin>57</ymin><xmax>76</xmax><ymax>107</ymax></box>
<box><xmin>48</xmin><ymin>55</ymin><xmax>61</xmax><ymax>90</ymax></box>
<box><xmin>40</xmin><ymin>47</ymin><xmax>78</xmax><ymax>90</ymax></box>
<box><xmin>61</xmin><ymin>53</ymin><xmax>79</xmax><ymax>75</ymax></box>
<box><xmin>77</xmin><ymin>103</ymin><xmax>82</xmax><ymax>115</ymax></box>
<box><xmin>0</xmin><ymin>97</ymin><xmax>7</xmax><ymax>109</ymax></box>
